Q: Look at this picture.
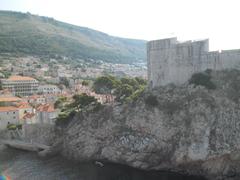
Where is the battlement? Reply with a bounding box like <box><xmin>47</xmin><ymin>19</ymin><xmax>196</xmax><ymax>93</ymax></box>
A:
<box><xmin>148</xmin><ymin>37</ymin><xmax>209</xmax><ymax>56</ymax></box>
<box><xmin>147</xmin><ymin>37</ymin><xmax>177</xmax><ymax>50</ymax></box>
<box><xmin>147</xmin><ymin>37</ymin><xmax>240</xmax><ymax>88</ymax></box>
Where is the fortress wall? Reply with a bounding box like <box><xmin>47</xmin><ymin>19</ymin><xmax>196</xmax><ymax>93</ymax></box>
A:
<box><xmin>168</xmin><ymin>59</ymin><xmax>194</xmax><ymax>85</ymax></box>
<box><xmin>148</xmin><ymin>38</ymin><xmax>240</xmax><ymax>88</ymax></box>
<box><xmin>147</xmin><ymin>38</ymin><xmax>178</xmax><ymax>87</ymax></box>
<box><xmin>219</xmin><ymin>50</ymin><xmax>240</xmax><ymax>69</ymax></box>
<box><xmin>195</xmin><ymin>51</ymin><xmax>220</xmax><ymax>71</ymax></box>
<box><xmin>173</xmin><ymin>50</ymin><xmax>240</xmax><ymax>85</ymax></box>
<box><xmin>167</xmin><ymin>40</ymin><xmax>210</xmax><ymax>86</ymax></box>
<box><xmin>175</xmin><ymin>39</ymin><xmax>209</xmax><ymax>58</ymax></box>
<box><xmin>198</xmin><ymin>50</ymin><xmax>240</xmax><ymax>72</ymax></box>
<box><xmin>190</xmin><ymin>50</ymin><xmax>240</xmax><ymax>78</ymax></box>
<box><xmin>148</xmin><ymin>38</ymin><xmax>210</xmax><ymax>87</ymax></box>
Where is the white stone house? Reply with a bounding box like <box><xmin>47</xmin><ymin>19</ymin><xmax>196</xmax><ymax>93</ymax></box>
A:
<box><xmin>22</xmin><ymin>113</ymin><xmax>36</xmax><ymax>124</ymax></box>
<box><xmin>38</xmin><ymin>85</ymin><xmax>61</xmax><ymax>95</ymax></box>
<box><xmin>36</xmin><ymin>104</ymin><xmax>57</xmax><ymax>124</ymax></box>
<box><xmin>0</xmin><ymin>106</ymin><xmax>19</xmax><ymax>130</ymax></box>
<box><xmin>25</xmin><ymin>95</ymin><xmax>46</xmax><ymax>105</ymax></box>
<box><xmin>15</xmin><ymin>102</ymin><xmax>33</xmax><ymax>120</ymax></box>
<box><xmin>1</xmin><ymin>75</ymin><xmax>39</xmax><ymax>96</ymax></box>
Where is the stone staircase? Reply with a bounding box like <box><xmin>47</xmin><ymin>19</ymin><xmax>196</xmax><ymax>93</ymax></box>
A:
<box><xmin>8</xmin><ymin>129</ymin><xmax>23</xmax><ymax>140</ymax></box>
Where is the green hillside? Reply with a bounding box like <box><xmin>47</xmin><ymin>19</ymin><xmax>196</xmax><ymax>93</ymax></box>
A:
<box><xmin>0</xmin><ymin>11</ymin><xmax>146</xmax><ymax>64</ymax></box>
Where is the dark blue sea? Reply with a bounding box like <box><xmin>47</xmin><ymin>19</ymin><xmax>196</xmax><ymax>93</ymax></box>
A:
<box><xmin>0</xmin><ymin>147</ymin><xmax>207</xmax><ymax>180</ymax></box>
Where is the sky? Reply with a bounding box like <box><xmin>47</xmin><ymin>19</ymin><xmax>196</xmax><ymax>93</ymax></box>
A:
<box><xmin>1</xmin><ymin>0</ymin><xmax>240</xmax><ymax>51</ymax></box>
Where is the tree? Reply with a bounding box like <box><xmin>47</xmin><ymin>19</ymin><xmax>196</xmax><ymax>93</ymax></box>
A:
<box><xmin>60</xmin><ymin>77</ymin><xmax>70</xmax><ymax>88</ymax></box>
<box><xmin>93</xmin><ymin>76</ymin><xmax>119</xmax><ymax>103</ymax></box>
<box><xmin>1</xmin><ymin>71</ymin><xmax>11</xmax><ymax>78</ymax></box>
<box><xmin>114</xmin><ymin>84</ymin><xmax>134</xmax><ymax>102</ymax></box>
<box><xmin>145</xmin><ymin>94</ymin><xmax>159</xmax><ymax>106</ymax></box>
<box><xmin>189</xmin><ymin>71</ymin><xmax>216</xmax><ymax>90</ymax></box>
<box><xmin>82</xmin><ymin>80</ymin><xmax>89</xmax><ymax>86</ymax></box>
<box><xmin>55</xmin><ymin>111</ymin><xmax>75</xmax><ymax>127</ymax></box>
<box><xmin>35</xmin><ymin>64</ymin><xmax>42</xmax><ymax>68</ymax></box>
<box><xmin>135</xmin><ymin>77</ymin><xmax>147</xmax><ymax>86</ymax></box>
<box><xmin>93</xmin><ymin>75</ymin><xmax>117</xmax><ymax>94</ymax></box>
<box><xmin>120</xmin><ymin>77</ymin><xmax>139</xmax><ymax>90</ymax></box>
<box><xmin>70</xmin><ymin>93</ymin><xmax>98</xmax><ymax>111</ymax></box>
<box><xmin>92</xmin><ymin>76</ymin><xmax>147</xmax><ymax>103</ymax></box>
<box><xmin>54</xmin><ymin>96</ymin><xmax>67</xmax><ymax>109</ymax></box>
<box><xmin>114</xmin><ymin>77</ymin><xmax>146</xmax><ymax>102</ymax></box>
<box><xmin>0</xmin><ymin>102</ymin><xmax>6</xmax><ymax>107</ymax></box>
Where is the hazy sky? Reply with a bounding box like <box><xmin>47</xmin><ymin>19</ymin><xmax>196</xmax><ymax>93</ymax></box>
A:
<box><xmin>1</xmin><ymin>0</ymin><xmax>240</xmax><ymax>51</ymax></box>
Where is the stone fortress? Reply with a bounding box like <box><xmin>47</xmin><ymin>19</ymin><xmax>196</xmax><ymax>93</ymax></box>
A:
<box><xmin>147</xmin><ymin>37</ymin><xmax>240</xmax><ymax>88</ymax></box>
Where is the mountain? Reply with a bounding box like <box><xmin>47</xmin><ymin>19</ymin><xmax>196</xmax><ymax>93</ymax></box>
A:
<box><xmin>0</xmin><ymin>11</ymin><xmax>146</xmax><ymax>64</ymax></box>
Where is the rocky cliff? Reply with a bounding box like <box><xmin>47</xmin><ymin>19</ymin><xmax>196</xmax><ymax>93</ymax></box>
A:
<box><xmin>56</xmin><ymin>69</ymin><xmax>240</xmax><ymax>180</ymax></box>
<box><xmin>22</xmin><ymin>124</ymin><xmax>57</xmax><ymax>145</ymax></box>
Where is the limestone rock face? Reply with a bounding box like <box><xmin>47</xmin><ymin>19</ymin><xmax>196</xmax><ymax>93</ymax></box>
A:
<box><xmin>61</xmin><ymin>70</ymin><xmax>240</xmax><ymax>180</ymax></box>
<box><xmin>22</xmin><ymin>124</ymin><xmax>56</xmax><ymax>145</ymax></box>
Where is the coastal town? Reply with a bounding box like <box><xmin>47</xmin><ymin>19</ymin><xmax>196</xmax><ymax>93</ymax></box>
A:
<box><xmin>1</xmin><ymin>0</ymin><xmax>240</xmax><ymax>179</ymax></box>
<box><xmin>0</xmin><ymin>55</ymin><xmax>147</xmax><ymax>130</ymax></box>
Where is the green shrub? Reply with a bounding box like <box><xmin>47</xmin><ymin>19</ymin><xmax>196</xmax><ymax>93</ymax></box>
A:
<box><xmin>55</xmin><ymin>111</ymin><xmax>74</xmax><ymax>127</ymax></box>
<box><xmin>16</xmin><ymin>124</ymin><xmax>22</xmax><ymax>130</ymax></box>
<box><xmin>7</xmin><ymin>124</ymin><xmax>17</xmax><ymax>130</ymax></box>
<box><xmin>54</xmin><ymin>96</ymin><xmax>68</xmax><ymax>109</ymax></box>
<box><xmin>127</xmin><ymin>85</ymin><xmax>145</xmax><ymax>102</ymax></box>
<box><xmin>70</xmin><ymin>93</ymin><xmax>98</xmax><ymax>111</ymax></box>
<box><xmin>114</xmin><ymin>77</ymin><xmax>146</xmax><ymax>103</ymax></box>
<box><xmin>92</xmin><ymin>102</ymin><xmax>103</xmax><ymax>112</ymax></box>
<box><xmin>145</xmin><ymin>94</ymin><xmax>158</xmax><ymax>106</ymax></box>
<box><xmin>189</xmin><ymin>71</ymin><xmax>216</xmax><ymax>90</ymax></box>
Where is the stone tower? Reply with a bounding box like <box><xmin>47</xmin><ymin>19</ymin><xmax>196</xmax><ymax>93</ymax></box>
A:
<box><xmin>147</xmin><ymin>37</ymin><xmax>211</xmax><ymax>88</ymax></box>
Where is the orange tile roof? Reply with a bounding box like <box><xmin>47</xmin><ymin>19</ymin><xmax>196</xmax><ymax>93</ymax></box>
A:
<box><xmin>23</xmin><ymin>113</ymin><xmax>35</xmax><ymax>119</ymax></box>
<box><xmin>7</xmin><ymin>76</ymin><xmax>36</xmax><ymax>81</ymax></box>
<box><xmin>0</xmin><ymin>106</ymin><xmax>18</xmax><ymax>112</ymax></box>
<box><xmin>16</xmin><ymin>102</ymin><xmax>32</xmax><ymax>109</ymax></box>
<box><xmin>36</xmin><ymin>104</ymin><xmax>55</xmax><ymax>112</ymax></box>
<box><xmin>0</xmin><ymin>96</ymin><xmax>22</xmax><ymax>102</ymax></box>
